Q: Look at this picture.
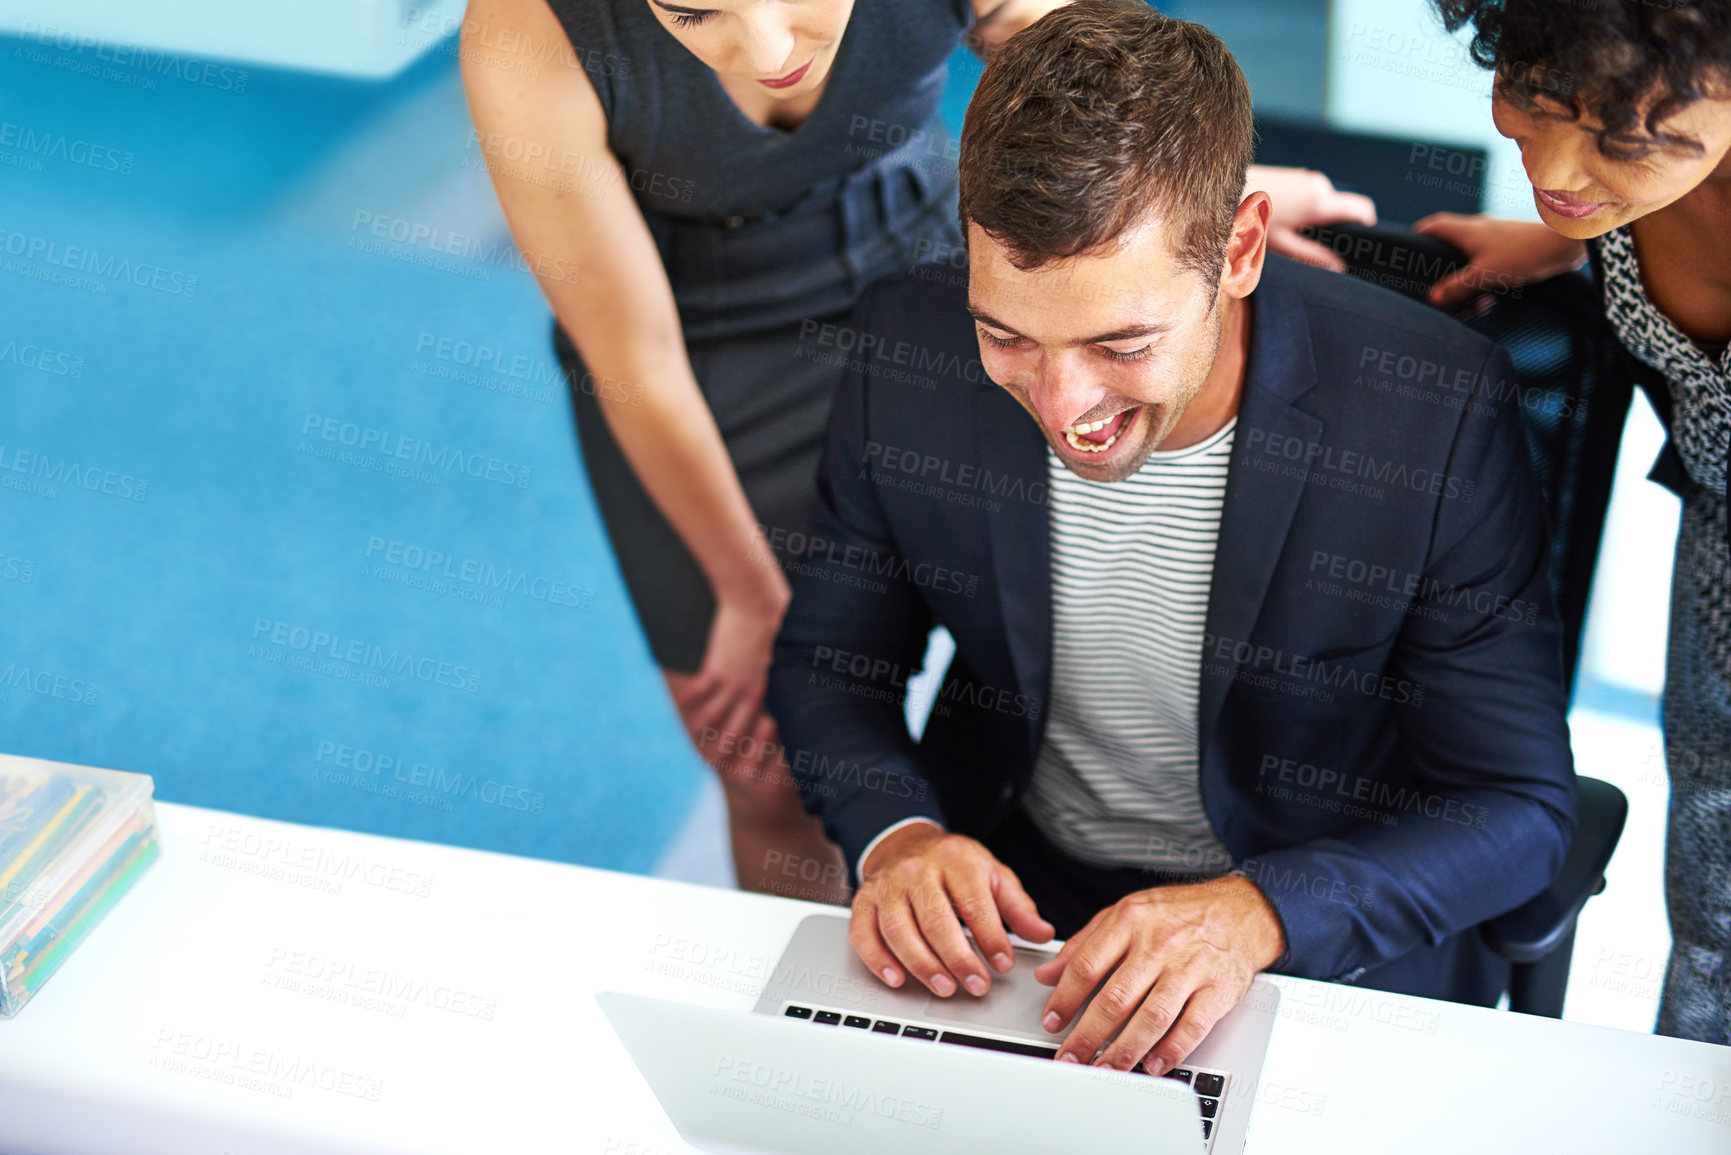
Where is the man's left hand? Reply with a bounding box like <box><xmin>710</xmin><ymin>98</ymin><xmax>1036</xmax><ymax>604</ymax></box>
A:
<box><xmin>1034</xmin><ymin>874</ymin><xmax>1286</xmax><ymax>1074</ymax></box>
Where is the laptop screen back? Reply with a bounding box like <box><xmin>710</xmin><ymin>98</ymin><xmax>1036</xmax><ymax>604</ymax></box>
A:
<box><xmin>597</xmin><ymin>989</ymin><xmax>1207</xmax><ymax>1155</ymax></box>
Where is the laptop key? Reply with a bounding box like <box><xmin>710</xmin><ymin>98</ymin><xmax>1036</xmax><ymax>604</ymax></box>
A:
<box><xmin>1164</xmin><ymin>1068</ymin><xmax>1194</xmax><ymax>1084</ymax></box>
<box><xmin>871</xmin><ymin>1020</ymin><xmax>902</xmax><ymax>1034</ymax></box>
<box><xmin>1194</xmin><ymin>1072</ymin><xmax>1225</xmax><ymax>1097</ymax></box>
<box><xmin>843</xmin><ymin>1015</ymin><xmax>872</xmax><ymax>1029</ymax></box>
<box><xmin>1201</xmin><ymin>1120</ymin><xmax>1213</xmax><ymax>1141</ymax></box>
<box><xmin>813</xmin><ymin>1010</ymin><xmax>842</xmax><ymax>1025</ymax></box>
<box><xmin>1199</xmin><ymin>1097</ymin><xmax>1219</xmax><ymax>1119</ymax></box>
<box><xmin>901</xmin><ymin>1026</ymin><xmax>939</xmax><ymax>1040</ymax></box>
<box><xmin>784</xmin><ymin>1005</ymin><xmax>813</xmax><ymax>1019</ymax></box>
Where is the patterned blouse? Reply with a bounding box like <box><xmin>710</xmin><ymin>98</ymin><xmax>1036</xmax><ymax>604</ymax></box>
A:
<box><xmin>1593</xmin><ymin>225</ymin><xmax>1730</xmax><ymax>505</ymax></box>
<box><xmin>1591</xmin><ymin>223</ymin><xmax>1731</xmax><ymax>706</ymax></box>
<box><xmin>1591</xmin><ymin>219</ymin><xmax>1731</xmax><ymax>1046</ymax></box>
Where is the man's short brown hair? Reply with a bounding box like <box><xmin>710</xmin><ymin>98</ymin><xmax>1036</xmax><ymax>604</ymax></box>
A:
<box><xmin>958</xmin><ymin>0</ymin><xmax>1254</xmax><ymax>284</ymax></box>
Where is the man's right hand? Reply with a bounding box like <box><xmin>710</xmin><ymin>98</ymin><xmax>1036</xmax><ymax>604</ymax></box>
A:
<box><xmin>850</xmin><ymin>822</ymin><xmax>1055</xmax><ymax>997</ymax></box>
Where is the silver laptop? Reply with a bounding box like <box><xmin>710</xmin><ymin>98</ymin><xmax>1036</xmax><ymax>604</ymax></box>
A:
<box><xmin>598</xmin><ymin>912</ymin><xmax>1278</xmax><ymax>1154</ymax></box>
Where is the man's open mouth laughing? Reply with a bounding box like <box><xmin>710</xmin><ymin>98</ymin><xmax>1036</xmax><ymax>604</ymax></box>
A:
<box><xmin>1059</xmin><ymin>405</ymin><xmax>1142</xmax><ymax>455</ymax></box>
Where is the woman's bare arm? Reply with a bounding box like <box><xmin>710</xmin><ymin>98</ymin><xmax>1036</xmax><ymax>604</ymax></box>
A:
<box><xmin>460</xmin><ymin>0</ymin><xmax>787</xmax><ymax>734</ymax></box>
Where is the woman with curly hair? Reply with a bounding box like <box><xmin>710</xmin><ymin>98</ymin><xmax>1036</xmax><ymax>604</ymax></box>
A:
<box><xmin>1414</xmin><ymin>0</ymin><xmax>1731</xmax><ymax>1044</ymax></box>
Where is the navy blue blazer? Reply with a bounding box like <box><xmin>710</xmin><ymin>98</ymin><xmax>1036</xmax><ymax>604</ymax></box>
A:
<box><xmin>765</xmin><ymin>255</ymin><xmax>1578</xmax><ymax>984</ymax></box>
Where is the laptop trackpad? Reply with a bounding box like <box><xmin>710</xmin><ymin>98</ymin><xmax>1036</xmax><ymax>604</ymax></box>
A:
<box><xmin>918</xmin><ymin>953</ymin><xmax>1063</xmax><ymax>1037</ymax></box>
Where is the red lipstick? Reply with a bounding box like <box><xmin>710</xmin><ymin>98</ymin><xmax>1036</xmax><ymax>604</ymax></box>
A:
<box><xmin>1535</xmin><ymin>188</ymin><xmax>1609</xmax><ymax>220</ymax></box>
<box><xmin>759</xmin><ymin>58</ymin><xmax>812</xmax><ymax>89</ymax></box>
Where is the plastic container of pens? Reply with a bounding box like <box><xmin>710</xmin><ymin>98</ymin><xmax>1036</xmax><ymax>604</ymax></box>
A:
<box><xmin>0</xmin><ymin>756</ymin><xmax>160</xmax><ymax>1018</ymax></box>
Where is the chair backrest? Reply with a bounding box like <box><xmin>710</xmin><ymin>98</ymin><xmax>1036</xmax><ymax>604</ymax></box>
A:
<box><xmin>1481</xmin><ymin>776</ymin><xmax>1629</xmax><ymax>964</ymax></box>
<box><xmin>1460</xmin><ymin>274</ymin><xmax>1654</xmax><ymax>688</ymax></box>
<box><xmin>1253</xmin><ymin>116</ymin><xmax>1483</xmax><ymax>223</ymax></box>
<box><xmin>1257</xmin><ymin>119</ymin><xmax>1649</xmax><ymax>1015</ymax></box>
<box><xmin>1256</xmin><ymin>114</ymin><xmax>1659</xmax><ymax>690</ymax></box>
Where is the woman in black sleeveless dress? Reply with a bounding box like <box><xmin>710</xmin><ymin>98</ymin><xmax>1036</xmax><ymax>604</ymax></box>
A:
<box><xmin>1415</xmin><ymin>1</ymin><xmax>1731</xmax><ymax>1044</ymax></box>
<box><xmin>459</xmin><ymin>0</ymin><xmax>1378</xmax><ymax>900</ymax></box>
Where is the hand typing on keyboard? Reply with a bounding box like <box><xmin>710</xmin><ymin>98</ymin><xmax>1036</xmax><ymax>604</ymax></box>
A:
<box><xmin>1035</xmin><ymin>878</ymin><xmax>1285</xmax><ymax>1075</ymax></box>
<box><xmin>850</xmin><ymin>821</ymin><xmax>1056</xmax><ymax>998</ymax></box>
<box><xmin>850</xmin><ymin>822</ymin><xmax>1284</xmax><ymax>1081</ymax></box>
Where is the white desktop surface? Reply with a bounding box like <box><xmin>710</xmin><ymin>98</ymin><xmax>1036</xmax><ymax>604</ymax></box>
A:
<box><xmin>2</xmin><ymin>800</ymin><xmax>1728</xmax><ymax>1154</ymax></box>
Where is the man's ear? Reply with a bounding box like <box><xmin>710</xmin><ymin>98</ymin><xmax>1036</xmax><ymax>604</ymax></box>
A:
<box><xmin>1221</xmin><ymin>190</ymin><xmax>1271</xmax><ymax>300</ymax></box>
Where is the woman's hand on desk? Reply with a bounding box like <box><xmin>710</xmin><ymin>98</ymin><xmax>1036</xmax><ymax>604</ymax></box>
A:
<box><xmin>1033</xmin><ymin>876</ymin><xmax>1285</xmax><ymax>1076</ymax></box>
<box><xmin>851</xmin><ymin>823</ymin><xmax>1055</xmax><ymax>999</ymax></box>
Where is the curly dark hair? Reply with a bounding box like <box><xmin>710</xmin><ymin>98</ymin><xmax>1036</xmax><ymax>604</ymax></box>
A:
<box><xmin>1434</xmin><ymin>0</ymin><xmax>1731</xmax><ymax>156</ymax></box>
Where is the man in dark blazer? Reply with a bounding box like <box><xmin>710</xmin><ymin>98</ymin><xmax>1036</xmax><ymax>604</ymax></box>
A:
<box><xmin>764</xmin><ymin>2</ymin><xmax>1576</xmax><ymax>1077</ymax></box>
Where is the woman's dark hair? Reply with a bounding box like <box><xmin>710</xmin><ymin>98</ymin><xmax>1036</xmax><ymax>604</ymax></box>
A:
<box><xmin>1434</xmin><ymin>0</ymin><xmax>1731</xmax><ymax>156</ymax></box>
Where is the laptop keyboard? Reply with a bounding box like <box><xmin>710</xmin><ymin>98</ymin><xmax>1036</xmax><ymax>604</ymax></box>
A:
<box><xmin>780</xmin><ymin>1001</ymin><xmax>1229</xmax><ymax>1150</ymax></box>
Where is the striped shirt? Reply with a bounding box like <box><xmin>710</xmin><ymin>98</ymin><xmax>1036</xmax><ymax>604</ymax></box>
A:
<box><xmin>1020</xmin><ymin>418</ymin><xmax>1238</xmax><ymax>876</ymax></box>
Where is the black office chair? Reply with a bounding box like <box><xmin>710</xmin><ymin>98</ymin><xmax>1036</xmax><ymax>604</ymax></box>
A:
<box><xmin>1482</xmin><ymin>776</ymin><xmax>1628</xmax><ymax>1016</ymax></box>
<box><xmin>1261</xmin><ymin>116</ymin><xmax>1644</xmax><ymax>1016</ymax></box>
<box><xmin>1451</xmin><ymin>249</ymin><xmax>1649</xmax><ymax>1016</ymax></box>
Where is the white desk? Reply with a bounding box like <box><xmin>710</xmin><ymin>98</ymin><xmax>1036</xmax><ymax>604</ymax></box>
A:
<box><xmin>3</xmin><ymin>801</ymin><xmax>1728</xmax><ymax>1154</ymax></box>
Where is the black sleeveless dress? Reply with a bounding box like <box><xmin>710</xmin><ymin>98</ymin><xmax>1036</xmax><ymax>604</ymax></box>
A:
<box><xmin>545</xmin><ymin>0</ymin><xmax>971</xmax><ymax>671</ymax></box>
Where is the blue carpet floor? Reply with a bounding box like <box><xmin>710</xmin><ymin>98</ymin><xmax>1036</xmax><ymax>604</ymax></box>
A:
<box><xmin>0</xmin><ymin>40</ymin><xmax>700</xmax><ymax>871</ymax></box>
<box><xmin>0</xmin><ymin>7</ymin><xmax>1327</xmax><ymax>872</ymax></box>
